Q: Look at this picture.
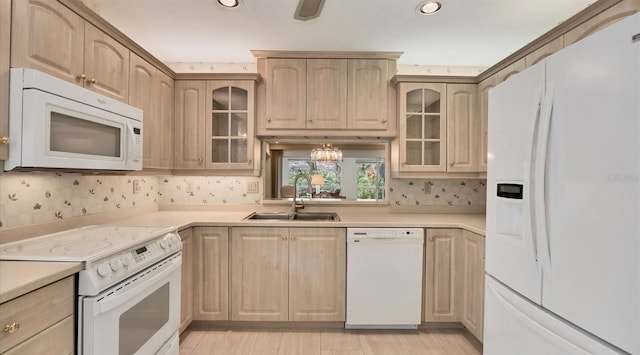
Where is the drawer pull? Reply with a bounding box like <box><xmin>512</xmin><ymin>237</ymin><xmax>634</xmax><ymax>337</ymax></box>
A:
<box><xmin>0</xmin><ymin>136</ymin><xmax>9</xmax><ymax>144</ymax></box>
<box><xmin>4</xmin><ymin>322</ymin><xmax>19</xmax><ymax>334</ymax></box>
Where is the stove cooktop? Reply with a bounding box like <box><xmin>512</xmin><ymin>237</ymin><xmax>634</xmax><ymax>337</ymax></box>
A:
<box><xmin>0</xmin><ymin>225</ymin><xmax>176</xmax><ymax>262</ymax></box>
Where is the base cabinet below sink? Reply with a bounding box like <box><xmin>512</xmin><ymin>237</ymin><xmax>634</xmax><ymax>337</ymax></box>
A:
<box><xmin>230</xmin><ymin>227</ymin><xmax>346</xmax><ymax>322</ymax></box>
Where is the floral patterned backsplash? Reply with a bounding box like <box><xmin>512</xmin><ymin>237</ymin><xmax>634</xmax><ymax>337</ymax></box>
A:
<box><xmin>0</xmin><ymin>171</ymin><xmax>485</xmax><ymax>229</ymax></box>
<box><xmin>388</xmin><ymin>179</ymin><xmax>486</xmax><ymax>207</ymax></box>
<box><xmin>0</xmin><ymin>172</ymin><xmax>160</xmax><ymax>228</ymax></box>
<box><xmin>157</xmin><ymin>176</ymin><xmax>262</xmax><ymax>205</ymax></box>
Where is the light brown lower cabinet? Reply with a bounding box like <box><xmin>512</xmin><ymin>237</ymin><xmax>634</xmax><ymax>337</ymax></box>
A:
<box><xmin>178</xmin><ymin>228</ymin><xmax>193</xmax><ymax>333</ymax></box>
<box><xmin>424</xmin><ymin>229</ymin><xmax>461</xmax><ymax>322</ymax></box>
<box><xmin>230</xmin><ymin>227</ymin><xmax>346</xmax><ymax>322</ymax></box>
<box><xmin>192</xmin><ymin>227</ymin><xmax>229</xmax><ymax>321</ymax></box>
<box><xmin>461</xmin><ymin>230</ymin><xmax>485</xmax><ymax>341</ymax></box>
<box><xmin>0</xmin><ymin>276</ymin><xmax>74</xmax><ymax>354</ymax></box>
<box><xmin>424</xmin><ymin>228</ymin><xmax>485</xmax><ymax>342</ymax></box>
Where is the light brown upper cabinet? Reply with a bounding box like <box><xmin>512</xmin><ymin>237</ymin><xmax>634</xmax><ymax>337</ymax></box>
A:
<box><xmin>265</xmin><ymin>58</ymin><xmax>307</xmax><ymax>129</ymax></box>
<box><xmin>260</xmin><ymin>54</ymin><xmax>396</xmax><ymax>135</ymax></box>
<box><xmin>395</xmin><ymin>80</ymin><xmax>482</xmax><ymax>177</ymax></box>
<box><xmin>307</xmin><ymin>59</ymin><xmax>348</xmax><ymax>129</ymax></box>
<box><xmin>477</xmin><ymin>76</ymin><xmax>497</xmax><ymax>172</ymax></box>
<box><xmin>129</xmin><ymin>54</ymin><xmax>156</xmax><ymax>167</ymax></box>
<box><xmin>447</xmin><ymin>84</ymin><xmax>479</xmax><ymax>172</ymax></box>
<box><xmin>156</xmin><ymin>71</ymin><xmax>174</xmax><ymax>169</ymax></box>
<box><xmin>174</xmin><ymin>78</ymin><xmax>258</xmax><ymax>174</ymax></box>
<box><xmin>347</xmin><ymin>59</ymin><xmax>389</xmax><ymax>130</ymax></box>
<box><xmin>12</xmin><ymin>0</ymin><xmax>130</xmax><ymax>102</ymax></box>
<box><xmin>398</xmin><ymin>82</ymin><xmax>448</xmax><ymax>172</ymax></box>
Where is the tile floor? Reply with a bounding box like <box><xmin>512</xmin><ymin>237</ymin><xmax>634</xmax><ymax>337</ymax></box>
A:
<box><xmin>179</xmin><ymin>328</ymin><xmax>482</xmax><ymax>355</ymax></box>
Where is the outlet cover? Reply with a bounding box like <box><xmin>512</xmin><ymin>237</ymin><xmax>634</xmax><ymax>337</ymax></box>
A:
<box><xmin>186</xmin><ymin>181</ymin><xmax>194</xmax><ymax>193</ymax></box>
<box><xmin>247</xmin><ymin>181</ymin><xmax>259</xmax><ymax>194</ymax></box>
<box><xmin>133</xmin><ymin>180</ymin><xmax>141</xmax><ymax>194</ymax></box>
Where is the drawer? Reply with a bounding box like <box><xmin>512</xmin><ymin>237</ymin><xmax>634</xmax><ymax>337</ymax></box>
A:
<box><xmin>0</xmin><ymin>276</ymin><xmax>74</xmax><ymax>353</ymax></box>
<box><xmin>3</xmin><ymin>316</ymin><xmax>74</xmax><ymax>355</ymax></box>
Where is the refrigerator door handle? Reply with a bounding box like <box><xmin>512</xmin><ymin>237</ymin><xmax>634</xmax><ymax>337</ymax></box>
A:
<box><xmin>524</xmin><ymin>88</ymin><xmax>544</xmax><ymax>265</ymax></box>
<box><xmin>535</xmin><ymin>84</ymin><xmax>554</xmax><ymax>278</ymax></box>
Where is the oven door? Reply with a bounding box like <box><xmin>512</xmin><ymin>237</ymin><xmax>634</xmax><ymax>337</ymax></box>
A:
<box><xmin>79</xmin><ymin>253</ymin><xmax>181</xmax><ymax>355</ymax></box>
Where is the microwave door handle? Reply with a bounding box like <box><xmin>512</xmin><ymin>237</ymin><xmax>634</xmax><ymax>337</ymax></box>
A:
<box><xmin>126</xmin><ymin>122</ymin><xmax>134</xmax><ymax>165</ymax></box>
<box><xmin>94</xmin><ymin>255</ymin><xmax>181</xmax><ymax>315</ymax></box>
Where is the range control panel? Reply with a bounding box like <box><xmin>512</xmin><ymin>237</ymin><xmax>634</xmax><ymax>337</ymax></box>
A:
<box><xmin>80</xmin><ymin>232</ymin><xmax>182</xmax><ymax>296</ymax></box>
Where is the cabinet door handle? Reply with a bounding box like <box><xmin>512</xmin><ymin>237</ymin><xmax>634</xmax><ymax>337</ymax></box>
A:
<box><xmin>89</xmin><ymin>78</ymin><xmax>97</xmax><ymax>85</ymax></box>
<box><xmin>198</xmin><ymin>158</ymin><xmax>203</xmax><ymax>165</ymax></box>
<box><xmin>76</xmin><ymin>73</ymin><xmax>87</xmax><ymax>82</ymax></box>
<box><xmin>402</xmin><ymin>161</ymin><xmax>407</xmax><ymax>166</ymax></box>
<box><xmin>308</xmin><ymin>118</ymin><xmax>313</xmax><ymax>123</ymax></box>
<box><xmin>281</xmin><ymin>236</ymin><xmax>287</xmax><ymax>241</ymax></box>
<box><xmin>0</xmin><ymin>136</ymin><xmax>9</xmax><ymax>144</ymax></box>
<box><xmin>428</xmin><ymin>235</ymin><xmax>434</xmax><ymax>241</ymax></box>
<box><xmin>291</xmin><ymin>235</ymin><xmax>296</xmax><ymax>241</ymax></box>
<box><xmin>4</xmin><ymin>322</ymin><xmax>19</xmax><ymax>334</ymax></box>
<box><xmin>382</xmin><ymin>118</ymin><xmax>387</xmax><ymax>123</ymax></box>
<box><xmin>267</xmin><ymin>118</ymin><xmax>272</xmax><ymax>123</ymax></box>
<box><xmin>247</xmin><ymin>159</ymin><xmax>252</xmax><ymax>164</ymax></box>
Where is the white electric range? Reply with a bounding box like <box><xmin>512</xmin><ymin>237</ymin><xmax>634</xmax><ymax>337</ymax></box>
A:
<box><xmin>0</xmin><ymin>225</ymin><xmax>183</xmax><ymax>355</ymax></box>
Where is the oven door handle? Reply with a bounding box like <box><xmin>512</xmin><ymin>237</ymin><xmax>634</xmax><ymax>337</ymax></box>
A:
<box><xmin>94</xmin><ymin>254</ymin><xmax>181</xmax><ymax>315</ymax></box>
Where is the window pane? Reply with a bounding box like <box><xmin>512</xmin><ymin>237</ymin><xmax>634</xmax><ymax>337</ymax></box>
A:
<box><xmin>212</xmin><ymin>87</ymin><xmax>230</xmax><ymax>110</ymax></box>
<box><xmin>212</xmin><ymin>113</ymin><xmax>229</xmax><ymax>136</ymax></box>
<box><xmin>424</xmin><ymin>142</ymin><xmax>440</xmax><ymax>165</ymax></box>
<box><xmin>424</xmin><ymin>90</ymin><xmax>440</xmax><ymax>113</ymax></box>
<box><xmin>424</xmin><ymin>115</ymin><xmax>440</xmax><ymax>139</ymax></box>
<box><xmin>406</xmin><ymin>141</ymin><xmax>422</xmax><ymax>165</ymax></box>
<box><xmin>231</xmin><ymin>112</ymin><xmax>248</xmax><ymax>137</ymax></box>
<box><xmin>230</xmin><ymin>87</ymin><xmax>248</xmax><ymax>110</ymax></box>
<box><xmin>406</xmin><ymin>89</ymin><xmax>422</xmax><ymax>113</ymax></box>
<box><xmin>230</xmin><ymin>139</ymin><xmax>247</xmax><ymax>163</ymax></box>
<box><xmin>211</xmin><ymin>139</ymin><xmax>228</xmax><ymax>162</ymax></box>
<box><xmin>406</xmin><ymin>115</ymin><xmax>422</xmax><ymax>139</ymax></box>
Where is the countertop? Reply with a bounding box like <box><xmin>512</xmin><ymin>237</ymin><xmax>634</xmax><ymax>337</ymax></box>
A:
<box><xmin>0</xmin><ymin>261</ymin><xmax>83</xmax><ymax>303</ymax></box>
<box><xmin>0</xmin><ymin>209</ymin><xmax>485</xmax><ymax>302</ymax></box>
<box><xmin>112</xmin><ymin>210</ymin><xmax>487</xmax><ymax>235</ymax></box>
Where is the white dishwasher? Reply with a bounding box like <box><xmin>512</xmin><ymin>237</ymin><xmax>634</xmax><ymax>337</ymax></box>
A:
<box><xmin>346</xmin><ymin>228</ymin><xmax>424</xmax><ymax>329</ymax></box>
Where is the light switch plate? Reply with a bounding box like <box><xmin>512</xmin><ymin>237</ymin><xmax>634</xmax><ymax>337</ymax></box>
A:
<box><xmin>247</xmin><ymin>181</ymin><xmax>259</xmax><ymax>194</ymax></box>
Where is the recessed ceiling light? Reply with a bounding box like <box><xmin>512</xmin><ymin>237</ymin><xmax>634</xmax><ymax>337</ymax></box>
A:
<box><xmin>217</xmin><ymin>0</ymin><xmax>239</xmax><ymax>8</ymax></box>
<box><xmin>418</xmin><ymin>1</ymin><xmax>442</xmax><ymax>15</ymax></box>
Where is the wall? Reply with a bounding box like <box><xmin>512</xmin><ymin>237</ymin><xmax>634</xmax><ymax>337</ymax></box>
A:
<box><xmin>0</xmin><ymin>172</ymin><xmax>484</xmax><ymax>229</ymax></box>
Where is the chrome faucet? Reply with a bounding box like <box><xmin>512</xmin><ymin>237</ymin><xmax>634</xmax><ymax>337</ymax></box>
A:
<box><xmin>292</xmin><ymin>173</ymin><xmax>312</xmax><ymax>213</ymax></box>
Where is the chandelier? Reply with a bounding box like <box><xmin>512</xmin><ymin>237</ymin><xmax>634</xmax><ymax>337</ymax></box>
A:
<box><xmin>310</xmin><ymin>143</ymin><xmax>343</xmax><ymax>162</ymax></box>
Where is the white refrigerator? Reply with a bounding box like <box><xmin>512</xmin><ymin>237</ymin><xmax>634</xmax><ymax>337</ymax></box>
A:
<box><xmin>485</xmin><ymin>13</ymin><xmax>639</xmax><ymax>355</ymax></box>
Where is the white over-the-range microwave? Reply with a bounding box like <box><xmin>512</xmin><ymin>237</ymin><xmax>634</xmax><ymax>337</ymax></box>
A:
<box><xmin>5</xmin><ymin>68</ymin><xmax>143</xmax><ymax>172</ymax></box>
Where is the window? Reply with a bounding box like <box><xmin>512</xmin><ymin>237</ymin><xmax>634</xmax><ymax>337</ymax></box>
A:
<box><xmin>286</xmin><ymin>160</ymin><xmax>341</xmax><ymax>197</ymax></box>
<box><xmin>357</xmin><ymin>159</ymin><xmax>385</xmax><ymax>200</ymax></box>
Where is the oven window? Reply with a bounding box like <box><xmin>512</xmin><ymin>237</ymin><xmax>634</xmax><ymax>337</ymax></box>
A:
<box><xmin>119</xmin><ymin>283</ymin><xmax>170</xmax><ymax>355</ymax></box>
<box><xmin>50</xmin><ymin>111</ymin><xmax>121</xmax><ymax>157</ymax></box>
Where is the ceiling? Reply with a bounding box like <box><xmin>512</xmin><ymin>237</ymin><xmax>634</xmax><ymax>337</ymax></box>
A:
<box><xmin>93</xmin><ymin>0</ymin><xmax>594</xmax><ymax>69</ymax></box>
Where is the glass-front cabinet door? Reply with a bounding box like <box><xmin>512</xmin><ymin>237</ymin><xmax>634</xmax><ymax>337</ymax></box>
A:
<box><xmin>206</xmin><ymin>80</ymin><xmax>254</xmax><ymax>169</ymax></box>
<box><xmin>398</xmin><ymin>82</ymin><xmax>447</xmax><ymax>172</ymax></box>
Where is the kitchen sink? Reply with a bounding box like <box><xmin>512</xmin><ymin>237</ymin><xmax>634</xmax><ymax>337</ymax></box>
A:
<box><xmin>291</xmin><ymin>212</ymin><xmax>340</xmax><ymax>221</ymax></box>
<box><xmin>243</xmin><ymin>212</ymin><xmax>340</xmax><ymax>221</ymax></box>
